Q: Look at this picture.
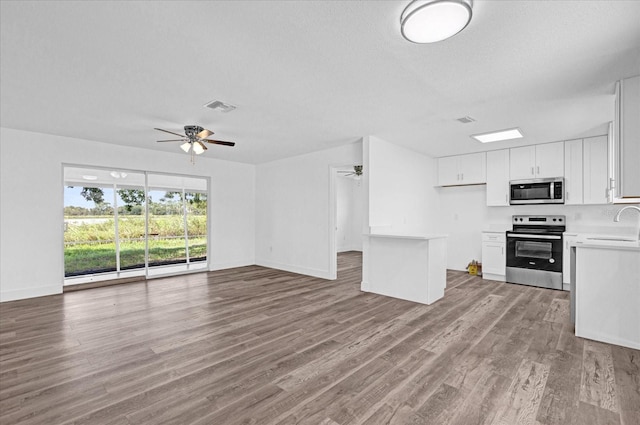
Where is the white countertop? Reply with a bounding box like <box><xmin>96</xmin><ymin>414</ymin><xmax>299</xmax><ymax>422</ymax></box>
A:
<box><xmin>482</xmin><ymin>225</ymin><xmax>511</xmax><ymax>233</ymax></box>
<box><xmin>364</xmin><ymin>233</ymin><xmax>448</xmax><ymax>240</ymax></box>
<box><xmin>567</xmin><ymin>233</ymin><xmax>640</xmax><ymax>250</ymax></box>
<box><xmin>576</xmin><ymin>241</ymin><xmax>640</xmax><ymax>250</ymax></box>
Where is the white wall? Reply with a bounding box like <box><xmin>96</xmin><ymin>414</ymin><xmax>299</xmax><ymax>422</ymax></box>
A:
<box><xmin>254</xmin><ymin>142</ymin><xmax>362</xmax><ymax>279</ymax></box>
<box><xmin>440</xmin><ymin>184</ymin><xmax>640</xmax><ymax>270</ymax></box>
<box><xmin>361</xmin><ymin>136</ymin><xmax>441</xmax><ymax>291</ymax></box>
<box><xmin>336</xmin><ymin>175</ymin><xmax>363</xmax><ymax>252</ymax></box>
<box><xmin>367</xmin><ymin>136</ymin><xmax>440</xmax><ymax>234</ymax></box>
<box><xmin>0</xmin><ymin>127</ymin><xmax>255</xmax><ymax>302</ymax></box>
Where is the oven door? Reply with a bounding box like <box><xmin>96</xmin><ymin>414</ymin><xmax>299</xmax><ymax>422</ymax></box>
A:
<box><xmin>506</xmin><ymin>233</ymin><xmax>563</xmax><ymax>272</ymax></box>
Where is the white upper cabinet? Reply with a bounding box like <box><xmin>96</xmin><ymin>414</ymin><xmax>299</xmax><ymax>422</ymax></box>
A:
<box><xmin>437</xmin><ymin>156</ymin><xmax>459</xmax><ymax>186</ymax></box>
<box><xmin>564</xmin><ymin>139</ymin><xmax>583</xmax><ymax>205</ymax></box>
<box><xmin>510</xmin><ymin>142</ymin><xmax>564</xmax><ymax>180</ymax></box>
<box><xmin>437</xmin><ymin>152</ymin><xmax>486</xmax><ymax>186</ymax></box>
<box><xmin>486</xmin><ymin>149</ymin><xmax>510</xmax><ymax>206</ymax></box>
<box><xmin>536</xmin><ymin>142</ymin><xmax>565</xmax><ymax>178</ymax></box>
<box><xmin>509</xmin><ymin>145</ymin><xmax>536</xmax><ymax>180</ymax></box>
<box><xmin>583</xmin><ymin>135</ymin><xmax>609</xmax><ymax>204</ymax></box>
<box><xmin>610</xmin><ymin>75</ymin><xmax>640</xmax><ymax>202</ymax></box>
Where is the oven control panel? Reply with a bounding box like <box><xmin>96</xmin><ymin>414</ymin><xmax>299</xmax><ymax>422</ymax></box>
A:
<box><xmin>512</xmin><ymin>215</ymin><xmax>565</xmax><ymax>225</ymax></box>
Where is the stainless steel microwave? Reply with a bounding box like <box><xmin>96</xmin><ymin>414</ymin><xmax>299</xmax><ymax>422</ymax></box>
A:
<box><xmin>509</xmin><ymin>178</ymin><xmax>564</xmax><ymax>205</ymax></box>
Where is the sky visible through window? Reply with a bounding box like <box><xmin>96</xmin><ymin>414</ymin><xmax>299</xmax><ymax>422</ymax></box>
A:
<box><xmin>64</xmin><ymin>186</ymin><xmax>132</xmax><ymax>208</ymax></box>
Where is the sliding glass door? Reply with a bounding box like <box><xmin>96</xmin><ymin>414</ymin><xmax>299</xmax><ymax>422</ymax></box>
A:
<box><xmin>186</xmin><ymin>191</ymin><xmax>207</xmax><ymax>263</ymax></box>
<box><xmin>147</xmin><ymin>189</ymin><xmax>187</xmax><ymax>267</ymax></box>
<box><xmin>64</xmin><ymin>185</ymin><xmax>116</xmax><ymax>276</ymax></box>
<box><xmin>116</xmin><ymin>178</ymin><xmax>147</xmax><ymax>271</ymax></box>
<box><xmin>63</xmin><ymin>166</ymin><xmax>208</xmax><ymax>284</ymax></box>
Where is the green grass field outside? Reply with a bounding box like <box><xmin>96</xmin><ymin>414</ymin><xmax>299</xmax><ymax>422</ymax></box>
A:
<box><xmin>64</xmin><ymin>215</ymin><xmax>207</xmax><ymax>276</ymax></box>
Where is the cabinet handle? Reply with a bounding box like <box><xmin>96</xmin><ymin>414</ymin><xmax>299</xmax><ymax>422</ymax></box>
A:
<box><xmin>531</xmin><ymin>166</ymin><xmax>534</xmax><ymax>175</ymax></box>
<box><xmin>537</xmin><ymin>165</ymin><xmax>540</xmax><ymax>175</ymax></box>
<box><xmin>461</xmin><ymin>173</ymin><xmax>464</xmax><ymax>181</ymax></box>
<box><xmin>457</xmin><ymin>173</ymin><xmax>460</xmax><ymax>180</ymax></box>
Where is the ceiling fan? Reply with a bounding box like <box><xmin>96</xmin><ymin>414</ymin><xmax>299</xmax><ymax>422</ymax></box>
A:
<box><xmin>155</xmin><ymin>125</ymin><xmax>235</xmax><ymax>163</ymax></box>
<box><xmin>338</xmin><ymin>165</ymin><xmax>363</xmax><ymax>177</ymax></box>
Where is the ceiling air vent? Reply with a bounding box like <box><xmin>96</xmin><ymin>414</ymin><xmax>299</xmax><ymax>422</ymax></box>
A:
<box><xmin>204</xmin><ymin>100</ymin><xmax>237</xmax><ymax>113</ymax></box>
<box><xmin>456</xmin><ymin>116</ymin><xmax>475</xmax><ymax>123</ymax></box>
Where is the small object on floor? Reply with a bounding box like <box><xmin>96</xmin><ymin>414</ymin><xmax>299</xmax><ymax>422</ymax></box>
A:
<box><xmin>467</xmin><ymin>259</ymin><xmax>479</xmax><ymax>275</ymax></box>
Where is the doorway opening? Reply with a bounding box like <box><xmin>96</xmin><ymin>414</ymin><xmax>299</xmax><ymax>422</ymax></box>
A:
<box><xmin>330</xmin><ymin>165</ymin><xmax>364</xmax><ymax>280</ymax></box>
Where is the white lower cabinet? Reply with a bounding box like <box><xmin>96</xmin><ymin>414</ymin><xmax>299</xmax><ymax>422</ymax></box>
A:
<box><xmin>481</xmin><ymin>232</ymin><xmax>506</xmax><ymax>281</ymax></box>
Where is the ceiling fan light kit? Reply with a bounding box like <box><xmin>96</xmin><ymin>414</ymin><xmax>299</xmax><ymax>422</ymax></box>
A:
<box><xmin>401</xmin><ymin>0</ymin><xmax>473</xmax><ymax>44</ymax></box>
<box><xmin>155</xmin><ymin>125</ymin><xmax>235</xmax><ymax>164</ymax></box>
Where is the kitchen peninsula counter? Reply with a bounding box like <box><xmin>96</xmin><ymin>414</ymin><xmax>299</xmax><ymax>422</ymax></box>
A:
<box><xmin>570</xmin><ymin>239</ymin><xmax>640</xmax><ymax>349</ymax></box>
<box><xmin>361</xmin><ymin>233</ymin><xmax>448</xmax><ymax>305</ymax></box>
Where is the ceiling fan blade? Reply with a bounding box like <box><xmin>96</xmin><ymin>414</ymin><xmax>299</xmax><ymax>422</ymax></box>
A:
<box><xmin>156</xmin><ymin>139</ymin><xmax>186</xmax><ymax>142</ymax></box>
<box><xmin>203</xmin><ymin>139</ymin><xmax>235</xmax><ymax>147</ymax></box>
<box><xmin>196</xmin><ymin>141</ymin><xmax>208</xmax><ymax>150</ymax></box>
<box><xmin>196</xmin><ymin>129</ymin><xmax>213</xmax><ymax>139</ymax></box>
<box><xmin>154</xmin><ymin>128</ymin><xmax>185</xmax><ymax>138</ymax></box>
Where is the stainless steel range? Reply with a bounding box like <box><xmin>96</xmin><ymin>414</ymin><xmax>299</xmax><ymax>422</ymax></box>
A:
<box><xmin>506</xmin><ymin>215</ymin><xmax>565</xmax><ymax>290</ymax></box>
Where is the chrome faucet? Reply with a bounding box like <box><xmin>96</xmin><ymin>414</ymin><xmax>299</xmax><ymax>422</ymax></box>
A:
<box><xmin>613</xmin><ymin>206</ymin><xmax>640</xmax><ymax>240</ymax></box>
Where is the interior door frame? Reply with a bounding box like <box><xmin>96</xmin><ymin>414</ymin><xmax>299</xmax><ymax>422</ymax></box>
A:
<box><xmin>328</xmin><ymin>163</ymin><xmax>360</xmax><ymax>280</ymax></box>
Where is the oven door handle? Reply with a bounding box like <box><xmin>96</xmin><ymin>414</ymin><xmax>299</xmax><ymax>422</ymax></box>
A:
<box><xmin>506</xmin><ymin>233</ymin><xmax>562</xmax><ymax>240</ymax></box>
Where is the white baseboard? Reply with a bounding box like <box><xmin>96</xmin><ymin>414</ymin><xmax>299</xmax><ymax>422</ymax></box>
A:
<box><xmin>255</xmin><ymin>259</ymin><xmax>332</xmax><ymax>280</ymax></box>
<box><xmin>338</xmin><ymin>247</ymin><xmax>363</xmax><ymax>253</ymax></box>
<box><xmin>576</xmin><ymin>329</ymin><xmax>640</xmax><ymax>350</ymax></box>
<box><xmin>1</xmin><ymin>284</ymin><xmax>62</xmax><ymax>303</ymax></box>
<box><xmin>361</xmin><ymin>280</ymin><xmax>370</xmax><ymax>291</ymax></box>
<box><xmin>209</xmin><ymin>258</ymin><xmax>255</xmax><ymax>271</ymax></box>
<box><xmin>482</xmin><ymin>273</ymin><xmax>506</xmax><ymax>282</ymax></box>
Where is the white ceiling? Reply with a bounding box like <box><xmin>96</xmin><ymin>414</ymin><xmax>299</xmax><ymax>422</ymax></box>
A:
<box><xmin>1</xmin><ymin>1</ymin><xmax>639</xmax><ymax>164</ymax></box>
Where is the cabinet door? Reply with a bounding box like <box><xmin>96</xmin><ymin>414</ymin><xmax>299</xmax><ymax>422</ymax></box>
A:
<box><xmin>486</xmin><ymin>150</ymin><xmax>510</xmax><ymax>206</ymax></box>
<box><xmin>482</xmin><ymin>242</ymin><xmax>505</xmax><ymax>276</ymax></box>
<box><xmin>458</xmin><ymin>152</ymin><xmax>486</xmax><ymax>184</ymax></box>
<box><xmin>437</xmin><ymin>156</ymin><xmax>460</xmax><ymax>186</ymax></box>
<box><xmin>583</xmin><ymin>135</ymin><xmax>609</xmax><ymax>204</ymax></box>
<box><xmin>564</xmin><ymin>139</ymin><xmax>583</xmax><ymax>205</ymax></box>
<box><xmin>535</xmin><ymin>142</ymin><xmax>564</xmax><ymax>178</ymax></box>
<box><xmin>610</xmin><ymin>76</ymin><xmax>640</xmax><ymax>202</ymax></box>
<box><xmin>619</xmin><ymin>75</ymin><xmax>640</xmax><ymax>198</ymax></box>
<box><xmin>509</xmin><ymin>146</ymin><xmax>536</xmax><ymax>180</ymax></box>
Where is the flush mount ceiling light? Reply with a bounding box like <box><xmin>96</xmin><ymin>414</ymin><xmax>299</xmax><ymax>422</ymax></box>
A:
<box><xmin>401</xmin><ymin>0</ymin><xmax>473</xmax><ymax>43</ymax></box>
<box><xmin>472</xmin><ymin>128</ymin><xmax>524</xmax><ymax>143</ymax></box>
<box><xmin>110</xmin><ymin>171</ymin><xmax>127</xmax><ymax>179</ymax></box>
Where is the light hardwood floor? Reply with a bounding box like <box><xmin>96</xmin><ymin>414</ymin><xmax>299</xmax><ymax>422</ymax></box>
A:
<box><xmin>1</xmin><ymin>252</ymin><xmax>638</xmax><ymax>425</ymax></box>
